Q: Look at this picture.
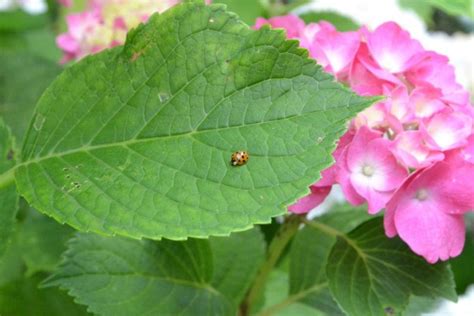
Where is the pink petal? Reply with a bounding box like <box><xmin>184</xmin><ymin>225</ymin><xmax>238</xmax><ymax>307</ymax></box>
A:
<box><xmin>56</xmin><ymin>34</ymin><xmax>79</xmax><ymax>53</ymax></box>
<box><xmin>383</xmin><ymin>202</ymin><xmax>398</xmax><ymax>237</ymax></box>
<box><xmin>337</xmin><ymin>147</ymin><xmax>366</xmax><ymax>206</ymax></box>
<box><xmin>422</xmin><ymin>159</ymin><xmax>474</xmax><ymax>214</ymax></box>
<box><xmin>405</xmin><ymin>52</ymin><xmax>469</xmax><ymax>106</ymax></box>
<box><xmin>391</xmin><ymin>131</ymin><xmax>444</xmax><ymax>169</ymax></box>
<box><xmin>423</xmin><ymin>109</ymin><xmax>472</xmax><ymax>151</ymax></box>
<box><xmin>394</xmin><ymin>198</ymin><xmax>465</xmax><ymax>263</ymax></box>
<box><xmin>349</xmin><ymin>44</ymin><xmax>392</xmax><ymax>95</ymax></box>
<box><xmin>366</xmin><ymin>22</ymin><xmax>423</xmax><ymax>73</ymax></box>
<box><xmin>254</xmin><ymin>15</ymin><xmax>306</xmax><ymax>39</ymax></box>
<box><xmin>409</xmin><ymin>86</ymin><xmax>446</xmax><ymax>119</ymax></box>
<box><xmin>354</xmin><ymin>102</ymin><xmax>388</xmax><ymax>129</ymax></box>
<box><xmin>311</xmin><ymin>27</ymin><xmax>360</xmax><ymax>75</ymax></box>
<box><xmin>288</xmin><ymin>185</ymin><xmax>332</xmax><ymax>214</ymax></box>
<box><xmin>58</xmin><ymin>0</ymin><xmax>72</xmax><ymax>7</ymax></box>
<box><xmin>346</xmin><ymin>127</ymin><xmax>383</xmax><ymax>172</ymax></box>
<box><xmin>384</xmin><ymin>85</ymin><xmax>412</xmax><ymax>122</ymax></box>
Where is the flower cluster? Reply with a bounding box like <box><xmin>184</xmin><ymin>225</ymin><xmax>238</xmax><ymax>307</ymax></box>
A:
<box><xmin>56</xmin><ymin>0</ymin><xmax>180</xmax><ymax>63</ymax></box>
<box><xmin>255</xmin><ymin>16</ymin><xmax>474</xmax><ymax>263</ymax></box>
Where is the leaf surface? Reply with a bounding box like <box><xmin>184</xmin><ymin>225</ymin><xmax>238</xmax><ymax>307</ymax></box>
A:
<box><xmin>45</xmin><ymin>234</ymin><xmax>234</xmax><ymax>316</ymax></box>
<box><xmin>326</xmin><ymin>217</ymin><xmax>457</xmax><ymax>316</ymax></box>
<box><xmin>18</xmin><ymin>211</ymin><xmax>74</xmax><ymax>276</ymax></box>
<box><xmin>289</xmin><ymin>205</ymin><xmax>371</xmax><ymax>315</ymax></box>
<box><xmin>16</xmin><ymin>3</ymin><xmax>374</xmax><ymax>239</ymax></box>
<box><xmin>0</xmin><ymin>119</ymin><xmax>17</xmax><ymax>257</ymax></box>
<box><xmin>0</xmin><ymin>273</ymin><xmax>89</xmax><ymax>316</ymax></box>
<box><xmin>210</xmin><ymin>228</ymin><xmax>265</xmax><ymax>306</ymax></box>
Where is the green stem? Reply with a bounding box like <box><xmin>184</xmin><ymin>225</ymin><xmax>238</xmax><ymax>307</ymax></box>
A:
<box><xmin>256</xmin><ymin>282</ymin><xmax>328</xmax><ymax>316</ymax></box>
<box><xmin>240</xmin><ymin>214</ymin><xmax>303</xmax><ymax>316</ymax></box>
<box><xmin>0</xmin><ymin>167</ymin><xmax>15</xmax><ymax>190</ymax></box>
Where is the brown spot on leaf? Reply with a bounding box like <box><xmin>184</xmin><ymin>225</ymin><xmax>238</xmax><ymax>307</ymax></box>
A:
<box><xmin>6</xmin><ymin>149</ymin><xmax>14</xmax><ymax>161</ymax></box>
<box><xmin>131</xmin><ymin>51</ymin><xmax>143</xmax><ymax>62</ymax></box>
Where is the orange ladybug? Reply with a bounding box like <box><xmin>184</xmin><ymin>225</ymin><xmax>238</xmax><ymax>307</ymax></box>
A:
<box><xmin>231</xmin><ymin>151</ymin><xmax>249</xmax><ymax>166</ymax></box>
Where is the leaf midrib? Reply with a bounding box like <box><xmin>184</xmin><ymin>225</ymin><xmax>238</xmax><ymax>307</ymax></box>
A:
<box><xmin>50</xmin><ymin>272</ymin><xmax>222</xmax><ymax>296</ymax></box>
<box><xmin>18</xmin><ymin>105</ymin><xmax>331</xmax><ymax>168</ymax></box>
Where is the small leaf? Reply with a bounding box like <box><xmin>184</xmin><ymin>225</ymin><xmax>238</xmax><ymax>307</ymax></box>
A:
<box><xmin>0</xmin><ymin>226</ymin><xmax>23</xmax><ymax>287</ymax></box>
<box><xmin>260</xmin><ymin>270</ymin><xmax>323</xmax><ymax>316</ymax></box>
<box><xmin>213</xmin><ymin>0</ymin><xmax>266</xmax><ymax>25</ymax></box>
<box><xmin>18</xmin><ymin>211</ymin><xmax>74</xmax><ymax>276</ymax></box>
<box><xmin>15</xmin><ymin>2</ymin><xmax>375</xmax><ymax>240</ymax></box>
<box><xmin>45</xmin><ymin>234</ymin><xmax>234</xmax><ymax>316</ymax></box>
<box><xmin>210</xmin><ymin>228</ymin><xmax>265</xmax><ymax>306</ymax></box>
<box><xmin>0</xmin><ymin>118</ymin><xmax>18</xmax><ymax>258</ymax></box>
<box><xmin>0</xmin><ymin>52</ymin><xmax>61</xmax><ymax>141</ymax></box>
<box><xmin>0</xmin><ymin>273</ymin><xmax>89</xmax><ymax>316</ymax></box>
<box><xmin>0</xmin><ymin>10</ymin><xmax>49</xmax><ymax>32</ymax></box>
<box><xmin>326</xmin><ymin>217</ymin><xmax>457</xmax><ymax>316</ymax></box>
<box><xmin>289</xmin><ymin>205</ymin><xmax>371</xmax><ymax>315</ymax></box>
<box><xmin>300</xmin><ymin>11</ymin><xmax>359</xmax><ymax>31</ymax></box>
<box><xmin>430</xmin><ymin>0</ymin><xmax>474</xmax><ymax>18</ymax></box>
<box><xmin>450</xmin><ymin>220</ymin><xmax>474</xmax><ymax>294</ymax></box>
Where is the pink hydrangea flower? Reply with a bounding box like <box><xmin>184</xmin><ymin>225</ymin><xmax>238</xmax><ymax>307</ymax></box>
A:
<box><xmin>384</xmin><ymin>155</ymin><xmax>474</xmax><ymax>263</ymax></box>
<box><xmin>256</xmin><ymin>15</ymin><xmax>474</xmax><ymax>262</ymax></box>
<box><xmin>57</xmin><ymin>0</ymin><xmax>183</xmax><ymax>63</ymax></box>
<box><xmin>337</xmin><ymin>126</ymin><xmax>407</xmax><ymax>214</ymax></box>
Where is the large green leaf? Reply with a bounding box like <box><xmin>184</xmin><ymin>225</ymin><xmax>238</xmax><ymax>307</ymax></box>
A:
<box><xmin>45</xmin><ymin>234</ymin><xmax>234</xmax><ymax>315</ymax></box>
<box><xmin>210</xmin><ymin>228</ymin><xmax>265</xmax><ymax>306</ymax></box>
<box><xmin>18</xmin><ymin>211</ymin><xmax>74</xmax><ymax>276</ymax></box>
<box><xmin>326</xmin><ymin>217</ymin><xmax>457</xmax><ymax>316</ymax></box>
<box><xmin>0</xmin><ymin>119</ymin><xmax>18</xmax><ymax>257</ymax></box>
<box><xmin>288</xmin><ymin>205</ymin><xmax>371</xmax><ymax>315</ymax></box>
<box><xmin>14</xmin><ymin>2</ymin><xmax>374</xmax><ymax>240</ymax></box>
<box><xmin>0</xmin><ymin>273</ymin><xmax>89</xmax><ymax>316</ymax></box>
<box><xmin>0</xmin><ymin>53</ymin><xmax>61</xmax><ymax>141</ymax></box>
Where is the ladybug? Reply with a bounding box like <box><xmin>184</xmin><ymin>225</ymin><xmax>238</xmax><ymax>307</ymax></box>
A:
<box><xmin>231</xmin><ymin>151</ymin><xmax>249</xmax><ymax>166</ymax></box>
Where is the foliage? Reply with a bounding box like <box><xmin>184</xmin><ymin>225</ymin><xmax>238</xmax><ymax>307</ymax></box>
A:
<box><xmin>0</xmin><ymin>1</ymin><xmax>469</xmax><ymax>315</ymax></box>
<box><xmin>14</xmin><ymin>2</ymin><xmax>373</xmax><ymax>240</ymax></box>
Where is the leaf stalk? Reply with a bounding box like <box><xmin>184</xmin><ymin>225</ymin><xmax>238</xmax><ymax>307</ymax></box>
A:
<box><xmin>240</xmin><ymin>214</ymin><xmax>303</xmax><ymax>315</ymax></box>
<box><xmin>0</xmin><ymin>167</ymin><xmax>15</xmax><ymax>190</ymax></box>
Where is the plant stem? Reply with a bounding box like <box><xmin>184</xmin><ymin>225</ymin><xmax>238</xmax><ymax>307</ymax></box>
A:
<box><xmin>240</xmin><ymin>214</ymin><xmax>303</xmax><ymax>316</ymax></box>
<box><xmin>0</xmin><ymin>167</ymin><xmax>15</xmax><ymax>190</ymax></box>
<box><xmin>256</xmin><ymin>282</ymin><xmax>328</xmax><ymax>316</ymax></box>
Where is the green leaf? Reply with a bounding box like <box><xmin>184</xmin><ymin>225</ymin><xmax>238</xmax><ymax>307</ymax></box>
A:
<box><xmin>210</xmin><ymin>228</ymin><xmax>265</xmax><ymax>306</ymax></box>
<box><xmin>45</xmin><ymin>234</ymin><xmax>234</xmax><ymax>315</ymax></box>
<box><xmin>0</xmin><ymin>227</ymin><xmax>24</xmax><ymax>287</ymax></box>
<box><xmin>289</xmin><ymin>205</ymin><xmax>371</xmax><ymax>315</ymax></box>
<box><xmin>0</xmin><ymin>273</ymin><xmax>89</xmax><ymax>316</ymax></box>
<box><xmin>259</xmin><ymin>270</ymin><xmax>323</xmax><ymax>316</ymax></box>
<box><xmin>213</xmin><ymin>0</ymin><xmax>266</xmax><ymax>25</ymax></box>
<box><xmin>15</xmin><ymin>2</ymin><xmax>374</xmax><ymax>240</ymax></box>
<box><xmin>0</xmin><ymin>28</ymin><xmax>62</xmax><ymax>62</ymax></box>
<box><xmin>0</xmin><ymin>118</ymin><xmax>18</xmax><ymax>258</ymax></box>
<box><xmin>398</xmin><ymin>0</ymin><xmax>434</xmax><ymax>25</ymax></box>
<box><xmin>0</xmin><ymin>10</ymin><xmax>49</xmax><ymax>32</ymax></box>
<box><xmin>0</xmin><ymin>52</ymin><xmax>61</xmax><ymax>141</ymax></box>
<box><xmin>326</xmin><ymin>217</ymin><xmax>457</xmax><ymax>316</ymax></box>
<box><xmin>404</xmin><ymin>296</ymin><xmax>440</xmax><ymax>316</ymax></box>
<box><xmin>430</xmin><ymin>0</ymin><xmax>474</xmax><ymax>18</ymax></box>
<box><xmin>450</xmin><ymin>218</ymin><xmax>474</xmax><ymax>294</ymax></box>
<box><xmin>300</xmin><ymin>11</ymin><xmax>359</xmax><ymax>31</ymax></box>
<box><xmin>18</xmin><ymin>211</ymin><xmax>75</xmax><ymax>276</ymax></box>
